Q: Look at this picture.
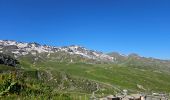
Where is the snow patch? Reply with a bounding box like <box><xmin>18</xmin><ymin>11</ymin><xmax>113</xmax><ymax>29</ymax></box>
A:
<box><xmin>17</xmin><ymin>43</ymin><xmax>28</xmax><ymax>48</ymax></box>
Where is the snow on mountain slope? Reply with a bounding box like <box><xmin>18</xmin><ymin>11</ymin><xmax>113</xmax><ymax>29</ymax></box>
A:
<box><xmin>0</xmin><ymin>40</ymin><xmax>115</xmax><ymax>62</ymax></box>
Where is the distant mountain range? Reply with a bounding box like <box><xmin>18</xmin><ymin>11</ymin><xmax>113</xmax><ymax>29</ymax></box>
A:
<box><xmin>0</xmin><ymin>40</ymin><xmax>114</xmax><ymax>62</ymax></box>
<box><xmin>0</xmin><ymin>40</ymin><xmax>169</xmax><ymax>62</ymax></box>
<box><xmin>1</xmin><ymin>40</ymin><xmax>170</xmax><ymax>72</ymax></box>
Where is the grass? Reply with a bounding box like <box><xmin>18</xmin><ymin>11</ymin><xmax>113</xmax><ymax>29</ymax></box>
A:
<box><xmin>19</xmin><ymin>57</ymin><xmax>170</xmax><ymax>93</ymax></box>
<box><xmin>1</xmin><ymin>55</ymin><xmax>170</xmax><ymax>99</ymax></box>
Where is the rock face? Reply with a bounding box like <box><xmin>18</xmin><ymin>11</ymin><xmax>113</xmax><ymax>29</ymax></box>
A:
<box><xmin>0</xmin><ymin>40</ymin><xmax>115</xmax><ymax>62</ymax></box>
<box><xmin>0</xmin><ymin>53</ymin><xmax>19</xmax><ymax>67</ymax></box>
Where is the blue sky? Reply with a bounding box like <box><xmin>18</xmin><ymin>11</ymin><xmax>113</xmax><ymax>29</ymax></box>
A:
<box><xmin>0</xmin><ymin>0</ymin><xmax>170</xmax><ymax>59</ymax></box>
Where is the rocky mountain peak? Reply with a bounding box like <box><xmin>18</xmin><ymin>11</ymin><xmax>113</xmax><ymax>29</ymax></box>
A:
<box><xmin>0</xmin><ymin>40</ymin><xmax>115</xmax><ymax>62</ymax></box>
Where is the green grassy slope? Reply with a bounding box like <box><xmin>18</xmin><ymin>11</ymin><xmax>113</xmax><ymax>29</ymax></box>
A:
<box><xmin>19</xmin><ymin>55</ymin><xmax>170</xmax><ymax>93</ymax></box>
<box><xmin>1</xmin><ymin>54</ymin><xmax>170</xmax><ymax>99</ymax></box>
<box><xmin>0</xmin><ymin>65</ymin><xmax>93</xmax><ymax>100</ymax></box>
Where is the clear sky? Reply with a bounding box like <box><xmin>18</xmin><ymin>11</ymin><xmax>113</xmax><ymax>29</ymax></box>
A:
<box><xmin>0</xmin><ymin>0</ymin><xmax>170</xmax><ymax>59</ymax></box>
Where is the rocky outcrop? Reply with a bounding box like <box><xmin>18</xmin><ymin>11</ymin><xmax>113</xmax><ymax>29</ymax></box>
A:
<box><xmin>0</xmin><ymin>53</ymin><xmax>19</xmax><ymax>67</ymax></box>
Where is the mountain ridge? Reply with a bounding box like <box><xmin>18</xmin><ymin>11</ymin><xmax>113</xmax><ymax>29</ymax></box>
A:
<box><xmin>0</xmin><ymin>39</ymin><xmax>169</xmax><ymax>62</ymax></box>
<box><xmin>0</xmin><ymin>40</ymin><xmax>115</xmax><ymax>62</ymax></box>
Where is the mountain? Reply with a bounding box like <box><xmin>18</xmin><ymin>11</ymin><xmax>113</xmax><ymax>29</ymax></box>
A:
<box><xmin>108</xmin><ymin>52</ymin><xmax>170</xmax><ymax>73</ymax></box>
<box><xmin>1</xmin><ymin>39</ymin><xmax>170</xmax><ymax>72</ymax></box>
<box><xmin>1</xmin><ymin>40</ymin><xmax>170</xmax><ymax>99</ymax></box>
<box><xmin>0</xmin><ymin>40</ymin><xmax>114</xmax><ymax>62</ymax></box>
<box><xmin>1</xmin><ymin>40</ymin><xmax>170</xmax><ymax>71</ymax></box>
<box><xmin>1</xmin><ymin>40</ymin><xmax>170</xmax><ymax>64</ymax></box>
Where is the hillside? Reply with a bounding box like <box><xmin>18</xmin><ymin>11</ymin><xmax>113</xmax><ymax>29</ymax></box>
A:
<box><xmin>0</xmin><ymin>40</ymin><xmax>170</xmax><ymax>99</ymax></box>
